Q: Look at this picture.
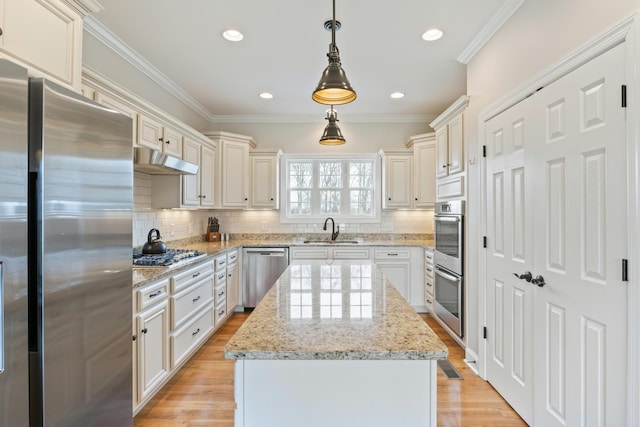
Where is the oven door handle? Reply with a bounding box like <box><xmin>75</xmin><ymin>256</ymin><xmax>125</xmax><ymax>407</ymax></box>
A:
<box><xmin>434</xmin><ymin>216</ymin><xmax>460</xmax><ymax>223</ymax></box>
<box><xmin>435</xmin><ymin>266</ymin><xmax>461</xmax><ymax>282</ymax></box>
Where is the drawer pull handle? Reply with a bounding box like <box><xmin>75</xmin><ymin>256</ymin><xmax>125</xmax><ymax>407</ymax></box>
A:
<box><xmin>427</xmin><ymin>299</ymin><xmax>432</xmax><ymax>304</ymax></box>
<box><xmin>149</xmin><ymin>290</ymin><xmax>162</xmax><ymax>298</ymax></box>
<box><xmin>192</xmin><ymin>328</ymin><xmax>201</xmax><ymax>336</ymax></box>
<box><xmin>141</xmin><ymin>328</ymin><xmax>148</xmax><ymax>334</ymax></box>
<box><xmin>218</xmin><ymin>291</ymin><xmax>225</xmax><ymax>297</ymax></box>
<box><xmin>387</xmin><ymin>253</ymin><xmax>398</xmax><ymax>256</ymax></box>
<box><xmin>192</xmin><ymin>272</ymin><xmax>200</xmax><ymax>278</ymax></box>
<box><xmin>193</xmin><ymin>296</ymin><xmax>201</xmax><ymax>302</ymax></box>
<box><xmin>218</xmin><ymin>309</ymin><xmax>225</xmax><ymax>316</ymax></box>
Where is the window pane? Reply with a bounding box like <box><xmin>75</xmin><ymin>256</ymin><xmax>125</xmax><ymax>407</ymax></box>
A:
<box><xmin>350</xmin><ymin>190</ymin><xmax>372</xmax><ymax>214</ymax></box>
<box><xmin>289</xmin><ymin>162</ymin><xmax>313</xmax><ymax>188</ymax></box>
<box><xmin>319</xmin><ymin>162</ymin><xmax>342</xmax><ymax>188</ymax></box>
<box><xmin>320</xmin><ymin>190</ymin><xmax>341</xmax><ymax>214</ymax></box>
<box><xmin>349</xmin><ymin>162</ymin><xmax>373</xmax><ymax>188</ymax></box>
<box><xmin>290</xmin><ymin>190</ymin><xmax>311</xmax><ymax>214</ymax></box>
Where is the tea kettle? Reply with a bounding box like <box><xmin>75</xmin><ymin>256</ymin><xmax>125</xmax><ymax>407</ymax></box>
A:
<box><xmin>142</xmin><ymin>228</ymin><xmax>167</xmax><ymax>254</ymax></box>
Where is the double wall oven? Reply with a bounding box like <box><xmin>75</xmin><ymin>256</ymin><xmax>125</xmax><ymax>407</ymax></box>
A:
<box><xmin>434</xmin><ymin>201</ymin><xmax>464</xmax><ymax>338</ymax></box>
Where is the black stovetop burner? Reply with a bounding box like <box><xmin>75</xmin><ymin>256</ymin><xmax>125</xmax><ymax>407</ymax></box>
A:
<box><xmin>133</xmin><ymin>249</ymin><xmax>206</xmax><ymax>268</ymax></box>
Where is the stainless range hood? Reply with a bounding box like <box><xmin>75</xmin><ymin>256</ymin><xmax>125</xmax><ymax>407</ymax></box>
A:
<box><xmin>134</xmin><ymin>147</ymin><xmax>198</xmax><ymax>175</ymax></box>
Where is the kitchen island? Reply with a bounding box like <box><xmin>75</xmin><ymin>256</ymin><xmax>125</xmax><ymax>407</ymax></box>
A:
<box><xmin>225</xmin><ymin>260</ymin><xmax>447</xmax><ymax>427</ymax></box>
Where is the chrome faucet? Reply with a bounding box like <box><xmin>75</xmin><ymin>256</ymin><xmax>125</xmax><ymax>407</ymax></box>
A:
<box><xmin>323</xmin><ymin>217</ymin><xmax>339</xmax><ymax>240</ymax></box>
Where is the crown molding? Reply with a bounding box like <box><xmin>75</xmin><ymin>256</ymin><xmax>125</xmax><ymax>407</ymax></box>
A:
<box><xmin>83</xmin><ymin>16</ymin><xmax>215</xmax><ymax>122</ymax></box>
<box><xmin>210</xmin><ymin>114</ymin><xmax>437</xmax><ymax>124</ymax></box>
<box><xmin>61</xmin><ymin>0</ymin><xmax>103</xmax><ymax>17</ymax></box>
<box><xmin>429</xmin><ymin>95</ymin><xmax>470</xmax><ymax>129</ymax></box>
<box><xmin>456</xmin><ymin>0</ymin><xmax>526</xmax><ymax>64</ymax></box>
<box><xmin>404</xmin><ymin>132</ymin><xmax>436</xmax><ymax>148</ymax></box>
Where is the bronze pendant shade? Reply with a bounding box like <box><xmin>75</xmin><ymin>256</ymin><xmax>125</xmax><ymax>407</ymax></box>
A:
<box><xmin>319</xmin><ymin>107</ymin><xmax>346</xmax><ymax>145</ymax></box>
<box><xmin>312</xmin><ymin>0</ymin><xmax>356</xmax><ymax>105</ymax></box>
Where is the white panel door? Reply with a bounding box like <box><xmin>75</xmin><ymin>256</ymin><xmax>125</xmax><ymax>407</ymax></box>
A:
<box><xmin>485</xmin><ymin>96</ymin><xmax>535</xmax><ymax>424</ymax></box>
<box><xmin>532</xmin><ymin>43</ymin><xmax>627</xmax><ymax>427</ymax></box>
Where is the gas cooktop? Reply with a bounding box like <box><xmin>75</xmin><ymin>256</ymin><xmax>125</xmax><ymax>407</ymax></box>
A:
<box><xmin>133</xmin><ymin>249</ymin><xmax>207</xmax><ymax>269</ymax></box>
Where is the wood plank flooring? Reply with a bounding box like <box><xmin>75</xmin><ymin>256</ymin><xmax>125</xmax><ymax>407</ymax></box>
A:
<box><xmin>134</xmin><ymin>312</ymin><xmax>527</xmax><ymax>427</ymax></box>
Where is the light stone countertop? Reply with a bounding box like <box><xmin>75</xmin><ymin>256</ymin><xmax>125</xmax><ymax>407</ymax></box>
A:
<box><xmin>223</xmin><ymin>260</ymin><xmax>448</xmax><ymax>361</ymax></box>
<box><xmin>132</xmin><ymin>236</ymin><xmax>433</xmax><ymax>288</ymax></box>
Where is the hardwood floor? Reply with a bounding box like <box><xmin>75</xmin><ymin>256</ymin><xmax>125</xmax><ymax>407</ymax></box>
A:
<box><xmin>134</xmin><ymin>312</ymin><xmax>527</xmax><ymax>427</ymax></box>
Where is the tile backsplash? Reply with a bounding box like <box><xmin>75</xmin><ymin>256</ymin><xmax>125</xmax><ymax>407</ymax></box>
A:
<box><xmin>133</xmin><ymin>172</ymin><xmax>434</xmax><ymax>247</ymax></box>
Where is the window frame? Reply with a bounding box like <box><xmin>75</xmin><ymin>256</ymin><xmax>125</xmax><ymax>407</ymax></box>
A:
<box><xmin>280</xmin><ymin>153</ymin><xmax>382</xmax><ymax>224</ymax></box>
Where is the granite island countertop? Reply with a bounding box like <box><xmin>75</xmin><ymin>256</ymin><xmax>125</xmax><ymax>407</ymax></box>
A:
<box><xmin>223</xmin><ymin>260</ymin><xmax>447</xmax><ymax>361</ymax></box>
<box><xmin>133</xmin><ymin>236</ymin><xmax>433</xmax><ymax>288</ymax></box>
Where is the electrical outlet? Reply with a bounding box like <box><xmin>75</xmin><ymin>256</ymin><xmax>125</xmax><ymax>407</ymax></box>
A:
<box><xmin>261</xmin><ymin>222</ymin><xmax>268</xmax><ymax>232</ymax></box>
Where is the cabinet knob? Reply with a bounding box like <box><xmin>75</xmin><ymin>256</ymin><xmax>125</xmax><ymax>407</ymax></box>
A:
<box><xmin>388</xmin><ymin>197</ymin><xmax>391</xmax><ymax>201</ymax></box>
<box><xmin>415</xmin><ymin>198</ymin><xmax>418</xmax><ymax>201</ymax></box>
<box><xmin>141</xmin><ymin>328</ymin><xmax>148</xmax><ymax>334</ymax></box>
<box><xmin>270</xmin><ymin>198</ymin><xmax>274</xmax><ymax>201</ymax></box>
<box><xmin>158</xmin><ymin>137</ymin><xmax>164</xmax><ymax>142</ymax></box>
<box><xmin>0</xmin><ymin>28</ymin><xmax>3</xmax><ymax>36</ymax></box>
<box><xmin>202</xmin><ymin>195</ymin><xmax>206</xmax><ymax>199</ymax></box>
<box><xmin>244</xmin><ymin>198</ymin><xmax>248</xmax><ymax>201</ymax></box>
<box><xmin>166</xmin><ymin>140</ymin><xmax>171</xmax><ymax>144</ymax></box>
<box><xmin>442</xmin><ymin>165</ymin><xmax>447</xmax><ymax>168</ymax></box>
<box><xmin>132</xmin><ymin>335</ymin><xmax>137</xmax><ymax>341</ymax></box>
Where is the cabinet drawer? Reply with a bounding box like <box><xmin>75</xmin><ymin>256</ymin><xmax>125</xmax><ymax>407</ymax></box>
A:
<box><xmin>290</xmin><ymin>247</ymin><xmax>330</xmax><ymax>260</ymax></box>
<box><xmin>137</xmin><ymin>278</ymin><xmax>170</xmax><ymax>312</ymax></box>
<box><xmin>425</xmin><ymin>277</ymin><xmax>434</xmax><ymax>293</ymax></box>
<box><xmin>214</xmin><ymin>301</ymin><xmax>227</xmax><ymax>325</ymax></box>
<box><xmin>214</xmin><ymin>282</ymin><xmax>227</xmax><ymax>306</ymax></box>
<box><xmin>171</xmin><ymin>278</ymin><xmax>214</xmax><ymax>330</ymax></box>
<box><xmin>425</xmin><ymin>264</ymin><xmax>434</xmax><ymax>278</ymax></box>
<box><xmin>226</xmin><ymin>249</ymin><xmax>239</xmax><ymax>265</ymax></box>
<box><xmin>214</xmin><ymin>254</ymin><xmax>227</xmax><ymax>271</ymax></box>
<box><xmin>373</xmin><ymin>249</ymin><xmax>411</xmax><ymax>260</ymax></box>
<box><xmin>425</xmin><ymin>249</ymin><xmax>434</xmax><ymax>264</ymax></box>
<box><xmin>171</xmin><ymin>262</ymin><xmax>214</xmax><ymax>293</ymax></box>
<box><xmin>333</xmin><ymin>248</ymin><xmax>371</xmax><ymax>259</ymax></box>
<box><xmin>215</xmin><ymin>270</ymin><xmax>227</xmax><ymax>287</ymax></box>
<box><xmin>170</xmin><ymin>306</ymin><xmax>214</xmax><ymax>369</ymax></box>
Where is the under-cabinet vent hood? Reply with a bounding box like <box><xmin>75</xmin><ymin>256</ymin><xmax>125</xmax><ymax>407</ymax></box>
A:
<box><xmin>134</xmin><ymin>147</ymin><xmax>198</xmax><ymax>175</ymax></box>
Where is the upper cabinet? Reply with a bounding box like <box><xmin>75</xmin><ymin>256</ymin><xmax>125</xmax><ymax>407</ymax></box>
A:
<box><xmin>380</xmin><ymin>151</ymin><xmax>413</xmax><ymax>209</ymax></box>
<box><xmin>205</xmin><ymin>131</ymin><xmax>257</xmax><ymax>209</ymax></box>
<box><xmin>406</xmin><ymin>132</ymin><xmax>436</xmax><ymax>209</ymax></box>
<box><xmin>430</xmin><ymin>95</ymin><xmax>469</xmax><ymax>200</ymax></box>
<box><xmin>94</xmin><ymin>91</ymin><xmax>138</xmax><ymax>143</ymax></box>
<box><xmin>138</xmin><ymin>114</ymin><xmax>183</xmax><ymax>158</ymax></box>
<box><xmin>0</xmin><ymin>0</ymin><xmax>99</xmax><ymax>90</ymax></box>
<box><xmin>249</xmin><ymin>149</ymin><xmax>282</xmax><ymax>210</ymax></box>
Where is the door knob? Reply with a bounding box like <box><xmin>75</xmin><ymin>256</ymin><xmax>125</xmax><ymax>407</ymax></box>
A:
<box><xmin>513</xmin><ymin>271</ymin><xmax>532</xmax><ymax>282</ymax></box>
<box><xmin>531</xmin><ymin>275</ymin><xmax>546</xmax><ymax>287</ymax></box>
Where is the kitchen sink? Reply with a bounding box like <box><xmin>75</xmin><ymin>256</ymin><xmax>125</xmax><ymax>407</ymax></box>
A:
<box><xmin>303</xmin><ymin>240</ymin><xmax>361</xmax><ymax>244</ymax></box>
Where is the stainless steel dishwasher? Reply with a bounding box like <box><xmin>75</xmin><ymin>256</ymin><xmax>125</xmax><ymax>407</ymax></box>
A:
<box><xmin>242</xmin><ymin>247</ymin><xmax>289</xmax><ymax>308</ymax></box>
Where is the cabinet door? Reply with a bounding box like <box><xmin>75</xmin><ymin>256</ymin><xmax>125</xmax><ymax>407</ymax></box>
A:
<box><xmin>414</xmin><ymin>142</ymin><xmax>436</xmax><ymax>208</ymax></box>
<box><xmin>383</xmin><ymin>156</ymin><xmax>412</xmax><ymax>208</ymax></box>
<box><xmin>137</xmin><ymin>300</ymin><xmax>170</xmax><ymax>403</ymax></box>
<box><xmin>376</xmin><ymin>261</ymin><xmax>410</xmax><ymax>301</ymax></box>
<box><xmin>227</xmin><ymin>262</ymin><xmax>240</xmax><ymax>313</ymax></box>
<box><xmin>181</xmin><ymin>138</ymin><xmax>201</xmax><ymax>207</ymax></box>
<box><xmin>163</xmin><ymin>126</ymin><xmax>183</xmax><ymax>158</ymax></box>
<box><xmin>95</xmin><ymin>91</ymin><xmax>137</xmax><ymax>144</ymax></box>
<box><xmin>435</xmin><ymin>127</ymin><xmax>449</xmax><ymax>178</ymax></box>
<box><xmin>200</xmin><ymin>144</ymin><xmax>215</xmax><ymax>207</ymax></box>
<box><xmin>447</xmin><ymin>113</ymin><xmax>464</xmax><ymax>175</ymax></box>
<box><xmin>0</xmin><ymin>0</ymin><xmax>82</xmax><ymax>89</ymax></box>
<box><xmin>251</xmin><ymin>156</ymin><xmax>278</xmax><ymax>209</ymax></box>
<box><xmin>137</xmin><ymin>114</ymin><xmax>164</xmax><ymax>151</ymax></box>
<box><xmin>221</xmin><ymin>141</ymin><xmax>249</xmax><ymax>208</ymax></box>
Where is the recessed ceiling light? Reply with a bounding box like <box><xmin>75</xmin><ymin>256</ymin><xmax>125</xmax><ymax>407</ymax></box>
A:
<box><xmin>222</xmin><ymin>29</ymin><xmax>244</xmax><ymax>42</ymax></box>
<box><xmin>390</xmin><ymin>92</ymin><xmax>405</xmax><ymax>99</ymax></box>
<box><xmin>259</xmin><ymin>92</ymin><xmax>274</xmax><ymax>99</ymax></box>
<box><xmin>422</xmin><ymin>28</ymin><xmax>443</xmax><ymax>41</ymax></box>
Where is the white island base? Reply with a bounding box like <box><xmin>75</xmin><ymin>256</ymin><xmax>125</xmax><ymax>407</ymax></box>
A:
<box><xmin>234</xmin><ymin>359</ymin><xmax>437</xmax><ymax>427</ymax></box>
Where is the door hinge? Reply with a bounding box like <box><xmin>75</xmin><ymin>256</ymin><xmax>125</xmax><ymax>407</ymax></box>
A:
<box><xmin>483</xmin><ymin>327</ymin><xmax>487</xmax><ymax>339</ymax></box>
<box><xmin>622</xmin><ymin>85</ymin><xmax>627</xmax><ymax>108</ymax></box>
<box><xmin>483</xmin><ymin>236</ymin><xmax>487</xmax><ymax>248</ymax></box>
<box><xmin>482</xmin><ymin>145</ymin><xmax>487</xmax><ymax>158</ymax></box>
<box><xmin>622</xmin><ymin>259</ymin><xmax>628</xmax><ymax>282</ymax></box>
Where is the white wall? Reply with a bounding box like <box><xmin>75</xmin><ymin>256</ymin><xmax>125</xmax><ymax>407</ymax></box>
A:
<box><xmin>464</xmin><ymin>0</ymin><xmax>638</xmax><ymax>361</ymax></box>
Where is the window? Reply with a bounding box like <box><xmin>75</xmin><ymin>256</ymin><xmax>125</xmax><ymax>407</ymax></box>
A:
<box><xmin>281</xmin><ymin>155</ymin><xmax>380</xmax><ymax>223</ymax></box>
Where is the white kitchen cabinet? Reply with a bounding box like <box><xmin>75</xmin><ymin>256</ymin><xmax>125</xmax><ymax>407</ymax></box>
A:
<box><xmin>374</xmin><ymin>247</ymin><xmax>425</xmax><ymax>311</ymax></box>
<box><xmin>95</xmin><ymin>91</ymin><xmax>138</xmax><ymax>144</ymax></box>
<box><xmin>206</xmin><ymin>131</ymin><xmax>257</xmax><ymax>209</ymax></box>
<box><xmin>250</xmin><ymin>149</ymin><xmax>282</xmax><ymax>209</ymax></box>
<box><xmin>226</xmin><ymin>250</ymin><xmax>240</xmax><ymax>313</ymax></box>
<box><xmin>134</xmin><ymin>279</ymin><xmax>170</xmax><ymax>407</ymax></box>
<box><xmin>150</xmin><ymin>137</ymin><xmax>216</xmax><ymax>209</ymax></box>
<box><xmin>0</xmin><ymin>0</ymin><xmax>85</xmax><ymax>90</ymax></box>
<box><xmin>290</xmin><ymin>246</ymin><xmax>371</xmax><ymax>261</ymax></box>
<box><xmin>424</xmin><ymin>247</ymin><xmax>434</xmax><ymax>313</ymax></box>
<box><xmin>138</xmin><ymin>113</ymin><xmax>183</xmax><ymax>157</ymax></box>
<box><xmin>407</xmin><ymin>134</ymin><xmax>436</xmax><ymax>208</ymax></box>
<box><xmin>381</xmin><ymin>153</ymin><xmax>413</xmax><ymax>209</ymax></box>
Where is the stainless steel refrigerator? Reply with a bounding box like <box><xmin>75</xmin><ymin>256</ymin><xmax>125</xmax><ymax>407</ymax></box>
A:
<box><xmin>0</xmin><ymin>59</ymin><xmax>133</xmax><ymax>426</ymax></box>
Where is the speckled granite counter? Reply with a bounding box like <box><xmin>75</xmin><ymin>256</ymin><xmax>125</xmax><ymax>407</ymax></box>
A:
<box><xmin>224</xmin><ymin>260</ymin><xmax>447</xmax><ymax>360</ymax></box>
<box><xmin>132</xmin><ymin>236</ymin><xmax>434</xmax><ymax>288</ymax></box>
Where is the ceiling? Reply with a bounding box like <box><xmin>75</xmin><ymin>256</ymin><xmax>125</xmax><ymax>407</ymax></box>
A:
<box><xmin>88</xmin><ymin>0</ymin><xmax>516</xmax><ymax>122</ymax></box>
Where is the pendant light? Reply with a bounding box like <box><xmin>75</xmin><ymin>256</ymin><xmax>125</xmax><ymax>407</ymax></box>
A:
<box><xmin>319</xmin><ymin>107</ymin><xmax>346</xmax><ymax>145</ymax></box>
<box><xmin>312</xmin><ymin>0</ymin><xmax>356</xmax><ymax>105</ymax></box>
